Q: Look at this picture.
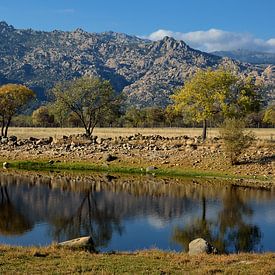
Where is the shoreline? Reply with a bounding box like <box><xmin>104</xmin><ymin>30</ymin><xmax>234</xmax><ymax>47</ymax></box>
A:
<box><xmin>2</xmin><ymin>160</ymin><xmax>274</xmax><ymax>188</ymax></box>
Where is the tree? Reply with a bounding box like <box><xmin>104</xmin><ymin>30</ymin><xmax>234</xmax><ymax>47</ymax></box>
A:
<box><xmin>263</xmin><ymin>105</ymin><xmax>275</xmax><ymax>126</ymax></box>
<box><xmin>219</xmin><ymin>118</ymin><xmax>255</xmax><ymax>165</ymax></box>
<box><xmin>123</xmin><ymin>107</ymin><xmax>146</xmax><ymax>127</ymax></box>
<box><xmin>50</xmin><ymin>76</ymin><xmax>118</xmax><ymax>136</ymax></box>
<box><xmin>32</xmin><ymin>106</ymin><xmax>54</xmax><ymax>127</ymax></box>
<box><xmin>0</xmin><ymin>84</ymin><xmax>35</xmax><ymax>137</ymax></box>
<box><xmin>172</xmin><ymin>69</ymin><xmax>261</xmax><ymax>140</ymax></box>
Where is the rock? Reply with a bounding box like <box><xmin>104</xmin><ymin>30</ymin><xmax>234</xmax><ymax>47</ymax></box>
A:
<box><xmin>2</xmin><ymin>162</ymin><xmax>10</xmax><ymax>168</ymax></box>
<box><xmin>48</xmin><ymin>160</ymin><xmax>55</xmax><ymax>165</ymax></box>
<box><xmin>105</xmin><ymin>154</ymin><xmax>117</xmax><ymax>162</ymax></box>
<box><xmin>188</xmin><ymin>238</ymin><xmax>217</xmax><ymax>255</ymax></box>
<box><xmin>146</xmin><ymin>166</ymin><xmax>158</xmax><ymax>172</ymax></box>
<box><xmin>1</xmin><ymin>137</ymin><xmax>8</xmax><ymax>144</ymax></box>
<box><xmin>9</xmin><ymin>135</ymin><xmax>17</xmax><ymax>142</ymax></box>
<box><xmin>58</xmin><ymin>236</ymin><xmax>96</xmax><ymax>252</ymax></box>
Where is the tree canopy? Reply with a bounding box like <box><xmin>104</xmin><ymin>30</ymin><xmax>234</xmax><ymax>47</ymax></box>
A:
<box><xmin>172</xmin><ymin>69</ymin><xmax>261</xmax><ymax>140</ymax></box>
<box><xmin>50</xmin><ymin>76</ymin><xmax>118</xmax><ymax>136</ymax></box>
<box><xmin>0</xmin><ymin>84</ymin><xmax>35</xmax><ymax>137</ymax></box>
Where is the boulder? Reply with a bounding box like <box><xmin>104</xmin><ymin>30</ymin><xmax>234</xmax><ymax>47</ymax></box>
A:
<box><xmin>2</xmin><ymin>162</ymin><xmax>10</xmax><ymax>169</ymax></box>
<box><xmin>58</xmin><ymin>236</ymin><xmax>96</xmax><ymax>252</ymax></box>
<box><xmin>188</xmin><ymin>238</ymin><xmax>217</xmax><ymax>255</ymax></box>
<box><xmin>105</xmin><ymin>154</ymin><xmax>117</xmax><ymax>162</ymax></box>
<box><xmin>146</xmin><ymin>166</ymin><xmax>158</xmax><ymax>172</ymax></box>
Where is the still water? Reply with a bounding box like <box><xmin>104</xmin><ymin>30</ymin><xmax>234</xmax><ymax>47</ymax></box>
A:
<box><xmin>0</xmin><ymin>171</ymin><xmax>274</xmax><ymax>253</ymax></box>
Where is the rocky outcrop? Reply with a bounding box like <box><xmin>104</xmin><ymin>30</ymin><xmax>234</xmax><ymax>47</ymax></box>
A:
<box><xmin>0</xmin><ymin>21</ymin><xmax>272</xmax><ymax>107</ymax></box>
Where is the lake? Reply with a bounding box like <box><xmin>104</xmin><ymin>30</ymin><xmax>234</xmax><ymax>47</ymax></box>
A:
<box><xmin>0</xmin><ymin>171</ymin><xmax>274</xmax><ymax>253</ymax></box>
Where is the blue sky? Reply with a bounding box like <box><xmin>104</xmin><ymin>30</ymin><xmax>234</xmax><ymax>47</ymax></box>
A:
<box><xmin>1</xmin><ymin>0</ymin><xmax>275</xmax><ymax>52</ymax></box>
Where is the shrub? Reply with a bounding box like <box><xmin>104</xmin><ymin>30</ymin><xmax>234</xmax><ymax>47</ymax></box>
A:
<box><xmin>219</xmin><ymin>118</ymin><xmax>255</xmax><ymax>165</ymax></box>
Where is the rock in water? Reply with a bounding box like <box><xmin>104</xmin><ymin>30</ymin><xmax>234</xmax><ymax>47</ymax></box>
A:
<box><xmin>188</xmin><ymin>238</ymin><xmax>217</xmax><ymax>255</ymax></box>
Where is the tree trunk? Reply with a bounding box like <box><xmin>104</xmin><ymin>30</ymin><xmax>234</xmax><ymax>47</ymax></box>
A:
<box><xmin>4</xmin><ymin>117</ymin><xmax>11</xmax><ymax>138</ymax></box>
<box><xmin>202</xmin><ymin>196</ymin><xmax>206</xmax><ymax>221</ymax></box>
<box><xmin>1</xmin><ymin>124</ymin><xmax>4</xmax><ymax>137</ymax></box>
<box><xmin>202</xmin><ymin>119</ymin><xmax>207</xmax><ymax>141</ymax></box>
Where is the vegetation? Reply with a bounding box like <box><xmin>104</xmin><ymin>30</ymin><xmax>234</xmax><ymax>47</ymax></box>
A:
<box><xmin>172</xmin><ymin>69</ymin><xmax>261</xmax><ymax>140</ymax></box>
<box><xmin>0</xmin><ymin>245</ymin><xmax>274</xmax><ymax>274</ymax></box>
<box><xmin>0</xmin><ymin>84</ymin><xmax>35</xmax><ymax>137</ymax></box>
<box><xmin>219</xmin><ymin>118</ymin><xmax>255</xmax><ymax>165</ymax></box>
<box><xmin>50</xmin><ymin>76</ymin><xmax>118</xmax><ymax>136</ymax></box>
<box><xmin>32</xmin><ymin>106</ymin><xmax>54</xmax><ymax>127</ymax></box>
<box><xmin>263</xmin><ymin>105</ymin><xmax>275</xmax><ymax>126</ymax></box>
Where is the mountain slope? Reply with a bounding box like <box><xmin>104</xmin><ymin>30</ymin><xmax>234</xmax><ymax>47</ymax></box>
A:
<box><xmin>0</xmin><ymin>22</ymin><xmax>272</xmax><ymax>107</ymax></box>
<box><xmin>212</xmin><ymin>49</ymin><xmax>275</xmax><ymax>65</ymax></box>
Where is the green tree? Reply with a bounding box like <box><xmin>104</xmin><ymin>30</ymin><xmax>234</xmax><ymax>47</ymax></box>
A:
<box><xmin>32</xmin><ymin>106</ymin><xmax>54</xmax><ymax>127</ymax></box>
<box><xmin>50</xmin><ymin>76</ymin><xmax>117</xmax><ymax>136</ymax></box>
<box><xmin>172</xmin><ymin>69</ymin><xmax>261</xmax><ymax>140</ymax></box>
<box><xmin>123</xmin><ymin>107</ymin><xmax>146</xmax><ymax>127</ymax></box>
<box><xmin>263</xmin><ymin>105</ymin><xmax>275</xmax><ymax>126</ymax></box>
<box><xmin>144</xmin><ymin>107</ymin><xmax>165</xmax><ymax>127</ymax></box>
<box><xmin>219</xmin><ymin>118</ymin><xmax>255</xmax><ymax>165</ymax></box>
<box><xmin>0</xmin><ymin>84</ymin><xmax>35</xmax><ymax>137</ymax></box>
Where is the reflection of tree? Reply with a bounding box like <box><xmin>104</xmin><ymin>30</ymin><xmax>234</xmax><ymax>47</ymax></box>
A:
<box><xmin>218</xmin><ymin>187</ymin><xmax>261</xmax><ymax>253</ymax></box>
<box><xmin>50</xmin><ymin>189</ymin><xmax>123</xmax><ymax>249</ymax></box>
<box><xmin>0</xmin><ymin>186</ymin><xmax>33</xmax><ymax>236</ymax></box>
<box><xmin>172</xmin><ymin>187</ymin><xmax>261</xmax><ymax>253</ymax></box>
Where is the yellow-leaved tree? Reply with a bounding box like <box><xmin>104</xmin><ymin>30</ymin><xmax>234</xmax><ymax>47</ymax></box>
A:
<box><xmin>0</xmin><ymin>84</ymin><xmax>35</xmax><ymax>137</ymax></box>
<box><xmin>172</xmin><ymin>69</ymin><xmax>261</xmax><ymax>140</ymax></box>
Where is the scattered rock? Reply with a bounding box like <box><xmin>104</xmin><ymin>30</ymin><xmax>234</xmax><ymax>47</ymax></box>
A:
<box><xmin>48</xmin><ymin>160</ymin><xmax>55</xmax><ymax>165</ymax></box>
<box><xmin>188</xmin><ymin>238</ymin><xmax>217</xmax><ymax>255</ymax></box>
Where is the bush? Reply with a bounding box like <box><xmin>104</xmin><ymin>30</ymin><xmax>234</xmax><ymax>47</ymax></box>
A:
<box><xmin>219</xmin><ymin>118</ymin><xmax>255</xmax><ymax>165</ymax></box>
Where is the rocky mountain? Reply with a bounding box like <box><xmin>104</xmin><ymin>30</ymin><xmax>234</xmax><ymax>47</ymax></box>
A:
<box><xmin>212</xmin><ymin>49</ymin><xmax>275</xmax><ymax>65</ymax></box>
<box><xmin>0</xmin><ymin>21</ymin><xmax>273</xmax><ymax>107</ymax></box>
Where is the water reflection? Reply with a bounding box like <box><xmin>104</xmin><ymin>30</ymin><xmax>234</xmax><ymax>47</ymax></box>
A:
<box><xmin>0</xmin><ymin>171</ymin><xmax>274</xmax><ymax>252</ymax></box>
<box><xmin>172</xmin><ymin>186</ymin><xmax>262</xmax><ymax>253</ymax></box>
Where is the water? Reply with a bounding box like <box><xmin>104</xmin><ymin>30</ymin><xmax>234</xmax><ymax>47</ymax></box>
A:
<box><xmin>0</xmin><ymin>171</ymin><xmax>274</xmax><ymax>253</ymax></box>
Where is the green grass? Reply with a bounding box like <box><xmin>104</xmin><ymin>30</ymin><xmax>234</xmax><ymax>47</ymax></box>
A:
<box><xmin>0</xmin><ymin>245</ymin><xmax>274</xmax><ymax>274</ymax></box>
<box><xmin>3</xmin><ymin>160</ymin><xmax>271</xmax><ymax>182</ymax></box>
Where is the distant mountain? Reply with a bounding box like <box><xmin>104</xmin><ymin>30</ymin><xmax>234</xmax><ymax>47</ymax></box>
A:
<box><xmin>212</xmin><ymin>49</ymin><xmax>275</xmax><ymax>65</ymax></box>
<box><xmin>0</xmin><ymin>21</ymin><xmax>273</xmax><ymax>107</ymax></box>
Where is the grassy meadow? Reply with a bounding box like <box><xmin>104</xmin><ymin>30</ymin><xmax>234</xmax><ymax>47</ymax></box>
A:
<box><xmin>9</xmin><ymin>127</ymin><xmax>275</xmax><ymax>140</ymax></box>
<box><xmin>0</xmin><ymin>245</ymin><xmax>274</xmax><ymax>274</ymax></box>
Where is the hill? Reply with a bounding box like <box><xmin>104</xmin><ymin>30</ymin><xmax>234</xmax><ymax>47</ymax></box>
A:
<box><xmin>0</xmin><ymin>22</ymin><xmax>273</xmax><ymax>107</ymax></box>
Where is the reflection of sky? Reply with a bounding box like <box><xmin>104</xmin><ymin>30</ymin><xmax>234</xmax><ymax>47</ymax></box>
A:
<box><xmin>0</xmin><ymin>180</ymin><xmax>275</xmax><ymax>253</ymax></box>
<box><xmin>0</xmin><ymin>223</ymin><xmax>52</xmax><ymax>246</ymax></box>
<box><xmin>249</xmin><ymin>201</ymin><xmax>275</xmax><ymax>252</ymax></box>
<box><xmin>101</xmin><ymin>199</ymin><xmax>221</xmax><ymax>252</ymax></box>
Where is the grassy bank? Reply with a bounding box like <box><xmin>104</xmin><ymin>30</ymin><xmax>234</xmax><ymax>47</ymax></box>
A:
<box><xmin>0</xmin><ymin>245</ymin><xmax>274</xmax><ymax>274</ymax></box>
<box><xmin>3</xmin><ymin>160</ymin><xmax>270</xmax><ymax>182</ymax></box>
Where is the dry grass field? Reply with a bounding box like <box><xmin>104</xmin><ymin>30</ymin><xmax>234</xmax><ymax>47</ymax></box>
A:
<box><xmin>9</xmin><ymin>127</ymin><xmax>275</xmax><ymax>140</ymax></box>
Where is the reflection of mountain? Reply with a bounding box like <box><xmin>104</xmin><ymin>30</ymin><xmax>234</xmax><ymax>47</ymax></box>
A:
<box><xmin>0</xmin><ymin>172</ymin><xmax>274</xmax><ymax>251</ymax></box>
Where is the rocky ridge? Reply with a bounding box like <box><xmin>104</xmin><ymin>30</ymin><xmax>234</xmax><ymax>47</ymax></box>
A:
<box><xmin>0</xmin><ymin>21</ymin><xmax>273</xmax><ymax>107</ymax></box>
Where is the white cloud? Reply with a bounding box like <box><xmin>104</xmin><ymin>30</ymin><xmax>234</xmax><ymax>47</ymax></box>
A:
<box><xmin>144</xmin><ymin>29</ymin><xmax>275</xmax><ymax>53</ymax></box>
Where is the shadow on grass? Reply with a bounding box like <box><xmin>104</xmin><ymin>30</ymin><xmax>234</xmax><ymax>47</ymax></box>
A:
<box><xmin>238</xmin><ymin>154</ymin><xmax>275</xmax><ymax>165</ymax></box>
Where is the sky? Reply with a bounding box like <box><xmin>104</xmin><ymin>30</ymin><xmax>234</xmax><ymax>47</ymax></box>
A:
<box><xmin>1</xmin><ymin>0</ymin><xmax>275</xmax><ymax>52</ymax></box>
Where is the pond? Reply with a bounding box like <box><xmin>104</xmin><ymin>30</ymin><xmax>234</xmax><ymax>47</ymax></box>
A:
<box><xmin>0</xmin><ymin>171</ymin><xmax>274</xmax><ymax>253</ymax></box>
